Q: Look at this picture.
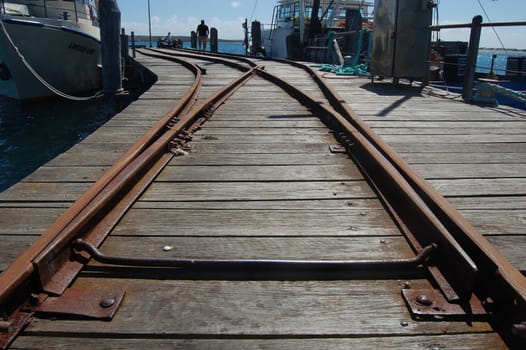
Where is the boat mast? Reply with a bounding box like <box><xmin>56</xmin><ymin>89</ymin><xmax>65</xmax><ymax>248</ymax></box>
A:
<box><xmin>299</xmin><ymin>0</ymin><xmax>305</xmax><ymax>43</ymax></box>
<box><xmin>308</xmin><ymin>0</ymin><xmax>322</xmax><ymax>39</ymax></box>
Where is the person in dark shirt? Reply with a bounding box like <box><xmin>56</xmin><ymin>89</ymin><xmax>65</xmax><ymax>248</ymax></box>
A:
<box><xmin>196</xmin><ymin>19</ymin><xmax>209</xmax><ymax>51</ymax></box>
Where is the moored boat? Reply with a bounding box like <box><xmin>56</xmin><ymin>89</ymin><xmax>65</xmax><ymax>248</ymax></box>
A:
<box><xmin>260</xmin><ymin>0</ymin><xmax>373</xmax><ymax>61</ymax></box>
<box><xmin>0</xmin><ymin>0</ymin><xmax>101</xmax><ymax>100</ymax></box>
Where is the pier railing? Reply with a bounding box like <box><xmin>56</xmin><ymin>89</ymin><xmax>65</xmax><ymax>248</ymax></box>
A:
<box><xmin>430</xmin><ymin>17</ymin><xmax>526</xmax><ymax>102</ymax></box>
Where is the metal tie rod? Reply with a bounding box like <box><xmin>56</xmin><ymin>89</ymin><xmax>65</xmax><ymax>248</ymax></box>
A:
<box><xmin>73</xmin><ymin>239</ymin><xmax>436</xmax><ymax>272</ymax></box>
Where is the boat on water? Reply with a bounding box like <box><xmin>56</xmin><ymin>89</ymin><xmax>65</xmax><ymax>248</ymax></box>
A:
<box><xmin>260</xmin><ymin>0</ymin><xmax>373</xmax><ymax>61</ymax></box>
<box><xmin>0</xmin><ymin>0</ymin><xmax>101</xmax><ymax>100</ymax></box>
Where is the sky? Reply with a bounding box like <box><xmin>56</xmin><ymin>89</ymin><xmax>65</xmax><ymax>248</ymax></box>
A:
<box><xmin>117</xmin><ymin>0</ymin><xmax>526</xmax><ymax>49</ymax></box>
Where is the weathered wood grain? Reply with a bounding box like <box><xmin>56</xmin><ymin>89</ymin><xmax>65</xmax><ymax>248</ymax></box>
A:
<box><xmin>112</xmin><ymin>208</ymin><xmax>399</xmax><ymax>237</ymax></box>
<box><xmin>26</xmin><ymin>278</ymin><xmax>494</xmax><ymax>336</ymax></box>
<box><xmin>140</xmin><ymin>181</ymin><xmax>376</xmax><ymax>202</ymax></box>
<box><xmin>10</xmin><ymin>334</ymin><xmax>508</xmax><ymax>350</ymax></box>
<box><xmin>156</xmin><ymin>164</ymin><xmax>364</xmax><ymax>182</ymax></box>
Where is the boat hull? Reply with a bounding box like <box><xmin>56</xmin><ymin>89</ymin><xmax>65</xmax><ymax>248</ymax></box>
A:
<box><xmin>0</xmin><ymin>17</ymin><xmax>101</xmax><ymax>100</ymax></box>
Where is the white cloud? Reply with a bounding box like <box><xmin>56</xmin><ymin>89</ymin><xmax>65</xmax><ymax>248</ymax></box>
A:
<box><xmin>231</xmin><ymin>1</ymin><xmax>240</xmax><ymax>9</ymax></box>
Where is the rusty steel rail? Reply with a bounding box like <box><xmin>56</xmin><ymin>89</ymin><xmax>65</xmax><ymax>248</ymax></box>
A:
<box><xmin>0</xmin><ymin>55</ymin><xmax>258</xmax><ymax>349</ymax></box>
<box><xmin>150</xmin><ymin>48</ymin><xmax>526</xmax><ymax>344</ymax></box>
<box><xmin>0</xmin><ymin>55</ymin><xmax>204</xmax><ymax>307</ymax></box>
<box><xmin>1</xmin><ymin>48</ymin><xmax>525</xmax><ymax>348</ymax></box>
<box><xmin>276</xmin><ymin>56</ymin><xmax>526</xmax><ymax>340</ymax></box>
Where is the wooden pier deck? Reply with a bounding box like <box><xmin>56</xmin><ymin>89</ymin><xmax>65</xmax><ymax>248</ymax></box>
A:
<box><xmin>0</xmin><ymin>51</ymin><xmax>524</xmax><ymax>349</ymax></box>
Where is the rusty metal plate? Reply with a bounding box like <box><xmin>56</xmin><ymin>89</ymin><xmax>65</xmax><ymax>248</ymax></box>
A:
<box><xmin>329</xmin><ymin>145</ymin><xmax>347</xmax><ymax>153</ymax></box>
<box><xmin>0</xmin><ymin>310</ymin><xmax>32</xmax><ymax>350</ymax></box>
<box><xmin>24</xmin><ymin>289</ymin><xmax>125</xmax><ymax>320</ymax></box>
<box><xmin>402</xmin><ymin>289</ymin><xmax>487</xmax><ymax>319</ymax></box>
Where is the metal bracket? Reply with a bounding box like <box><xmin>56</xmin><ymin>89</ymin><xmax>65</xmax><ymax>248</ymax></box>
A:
<box><xmin>329</xmin><ymin>144</ymin><xmax>347</xmax><ymax>153</ymax></box>
<box><xmin>402</xmin><ymin>289</ymin><xmax>487</xmax><ymax>320</ymax></box>
<box><xmin>0</xmin><ymin>310</ymin><xmax>32</xmax><ymax>350</ymax></box>
<box><xmin>23</xmin><ymin>288</ymin><xmax>125</xmax><ymax>320</ymax></box>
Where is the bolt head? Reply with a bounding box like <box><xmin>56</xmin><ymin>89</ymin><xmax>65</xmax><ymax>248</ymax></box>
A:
<box><xmin>100</xmin><ymin>298</ymin><xmax>115</xmax><ymax>308</ymax></box>
<box><xmin>416</xmin><ymin>294</ymin><xmax>433</xmax><ymax>306</ymax></box>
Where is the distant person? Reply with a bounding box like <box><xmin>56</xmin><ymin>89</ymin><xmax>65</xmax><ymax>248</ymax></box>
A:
<box><xmin>164</xmin><ymin>32</ymin><xmax>171</xmax><ymax>41</ymax></box>
<box><xmin>196</xmin><ymin>19</ymin><xmax>209</xmax><ymax>51</ymax></box>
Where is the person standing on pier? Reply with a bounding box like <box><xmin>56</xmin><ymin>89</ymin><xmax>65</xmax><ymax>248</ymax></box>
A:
<box><xmin>196</xmin><ymin>19</ymin><xmax>209</xmax><ymax>51</ymax></box>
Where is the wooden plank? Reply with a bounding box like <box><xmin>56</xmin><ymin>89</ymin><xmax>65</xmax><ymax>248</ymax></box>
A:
<box><xmin>26</xmin><ymin>278</ymin><xmax>494</xmax><ymax>336</ymax></box>
<box><xmin>449</xmin><ymin>196</ymin><xmax>526</xmax><ymax>210</ymax></box>
<box><xmin>205</xmin><ymin>120</ymin><xmax>325</xmax><ymax>127</ymax></box>
<box><xmin>11</xmin><ymin>334</ymin><xmax>508</xmax><ymax>350</ymax></box>
<box><xmin>140</xmin><ymin>181</ymin><xmax>376</xmax><ymax>202</ymax></box>
<box><xmin>193</xmin><ymin>127</ymin><xmax>328</xmax><ymax>135</ymax></box>
<box><xmin>99</xmin><ymin>236</ymin><xmax>413</xmax><ymax>260</ymax></box>
<box><xmin>386</xmin><ymin>143</ymin><xmax>526</xmax><ymax>153</ymax></box>
<box><xmin>132</xmin><ymin>198</ymin><xmax>385</xmax><ymax>210</ymax></box>
<box><xmin>112</xmin><ymin>208</ymin><xmax>399</xmax><ymax>237</ymax></box>
<box><xmin>0</xmin><ymin>236</ymin><xmax>39</xmax><ymax>272</ymax></box>
<box><xmin>459</xmin><ymin>210</ymin><xmax>526</xmax><ymax>236</ymax></box>
<box><xmin>0</xmin><ymin>182</ymin><xmax>91</xmax><ymax>202</ymax></box>
<box><xmin>0</xmin><ymin>208</ymin><xmax>63</xmax><ymax>235</ymax></box>
<box><xmin>380</xmin><ymin>134</ymin><xmax>526</xmax><ymax>144</ymax></box>
<box><xmin>486</xmin><ymin>235</ymin><xmax>526</xmax><ymax>272</ymax></box>
<box><xmin>373</xmin><ymin>127</ymin><xmax>526</xmax><ymax>135</ymax></box>
<box><xmin>411</xmin><ymin>163</ymin><xmax>526</xmax><ymax>179</ymax></box>
<box><xmin>189</xmin><ymin>143</ymin><xmax>331</xmax><ymax>154</ymax></box>
<box><xmin>399</xmin><ymin>152</ymin><xmax>526</xmax><ymax>164</ymax></box>
<box><xmin>191</xmin><ymin>134</ymin><xmax>336</xmax><ymax>143</ymax></box>
<box><xmin>429</xmin><ymin>178</ymin><xmax>526</xmax><ymax>197</ymax></box>
<box><xmin>169</xmin><ymin>153</ymin><xmax>351</xmax><ymax>166</ymax></box>
<box><xmin>367</xmin><ymin>121</ymin><xmax>526</xmax><ymax>129</ymax></box>
<box><xmin>156</xmin><ymin>164</ymin><xmax>364</xmax><ymax>182</ymax></box>
<box><xmin>47</xmin><ymin>143</ymin><xmax>133</xmax><ymax>166</ymax></box>
<box><xmin>22</xmin><ymin>166</ymin><xmax>108</xmax><ymax>183</ymax></box>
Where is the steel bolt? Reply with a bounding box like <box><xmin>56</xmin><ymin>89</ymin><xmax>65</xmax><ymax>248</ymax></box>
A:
<box><xmin>416</xmin><ymin>294</ymin><xmax>433</xmax><ymax>306</ymax></box>
<box><xmin>100</xmin><ymin>298</ymin><xmax>115</xmax><ymax>308</ymax></box>
<box><xmin>400</xmin><ymin>321</ymin><xmax>409</xmax><ymax>327</ymax></box>
<box><xmin>403</xmin><ymin>281</ymin><xmax>412</xmax><ymax>289</ymax></box>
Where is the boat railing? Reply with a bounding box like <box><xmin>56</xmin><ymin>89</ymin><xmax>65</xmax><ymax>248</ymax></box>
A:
<box><xmin>431</xmin><ymin>18</ymin><xmax>526</xmax><ymax>101</ymax></box>
<box><xmin>0</xmin><ymin>0</ymin><xmax>95</xmax><ymax>24</ymax></box>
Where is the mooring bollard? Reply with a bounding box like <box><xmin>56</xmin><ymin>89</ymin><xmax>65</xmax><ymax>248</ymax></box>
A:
<box><xmin>99</xmin><ymin>0</ymin><xmax>123</xmax><ymax>94</ymax></box>
<box><xmin>210</xmin><ymin>28</ymin><xmax>218</xmax><ymax>52</ymax></box>
<box><xmin>462</xmin><ymin>15</ymin><xmax>483</xmax><ymax>102</ymax></box>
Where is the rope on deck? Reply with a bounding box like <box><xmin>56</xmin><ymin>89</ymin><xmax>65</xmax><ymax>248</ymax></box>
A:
<box><xmin>319</xmin><ymin>29</ymin><xmax>372</xmax><ymax>77</ymax></box>
<box><xmin>474</xmin><ymin>81</ymin><xmax>526</xmax><ymax>106</ymax></box>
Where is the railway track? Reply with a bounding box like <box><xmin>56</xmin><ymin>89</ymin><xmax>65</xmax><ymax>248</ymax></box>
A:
<box><xmin>0</xmin><ymin>48</ymin><xmax>525</xmax><ymax>349</ymax></box>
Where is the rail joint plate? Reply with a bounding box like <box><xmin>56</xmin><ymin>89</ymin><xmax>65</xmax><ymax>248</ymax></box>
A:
<box><xmin>402</xmin><ymin>288</ymin><xmax>486</xmax><ymax>320</ymax></box>
<box><xmin>23</xmin><ymin>288</ymin><xmax>125</xmax><ymax>320</ymax></box>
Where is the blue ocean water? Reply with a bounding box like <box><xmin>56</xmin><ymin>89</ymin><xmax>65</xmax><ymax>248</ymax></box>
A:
<box><xmin>135</xmin><ymin>40</ymin><xmax>247</xmax><ymax>55</ymax></box>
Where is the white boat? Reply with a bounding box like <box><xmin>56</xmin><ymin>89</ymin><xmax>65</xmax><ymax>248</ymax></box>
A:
<box><xmin>261</xmin><ymin>0</ymin><xmax>373</xmax><ymax>60</ymax></box>
<box><xmin>0</xmin><ymin>0</ymin><xmax>101</xmax><ymax>100</ymax></box>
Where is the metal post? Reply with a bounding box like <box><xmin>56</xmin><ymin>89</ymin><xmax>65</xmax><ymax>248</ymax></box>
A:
<box><xmin>131</xmin><ymin>31</ymin><xmax>136</xmax><ymax>58</ymax></box>
<box><xmin>191</xmin><ymin>31</ymin><xmax>197</xmax><ymax>49</ymax></box>
<box><xmin>210</xmin><ymin>28</ymin><xmax>218</xmax><ymax>52</ymax></box>
<box><xmin>120</xmin><ymin>27</ymin><xmax>128</xmax><ymax>60</ymax></box>
<box><xmin>99</xmin><ymin>0</ymin><xmax>123</xmax><ymax>94</ymax></box>
<box><xmin>299</xmin><ymin>0</ymin><xmax>305</xmax><ymax>44</ymax></box>
<box><xmin>462</xmin><ymin>15</ymin><xmax>483</xmax><ymax>102</ymax></box>
<box><xmin>147</xmin><ymin>0</ymin><xmax>152</xmax><ymax>47</ymax></box>
<box><xmin>73</xmin><ymin>0</ymin><xmax>78</xmax><ymax>22</ymax></box>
